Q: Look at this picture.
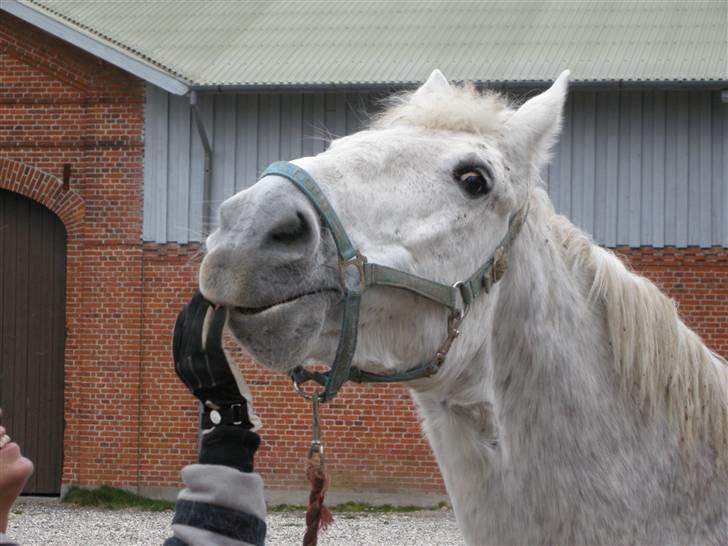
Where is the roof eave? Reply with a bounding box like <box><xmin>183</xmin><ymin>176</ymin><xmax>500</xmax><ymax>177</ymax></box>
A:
<box><xmin>189</xmin><ymin>82</ymin><xmax>409</xmax><ymax>94</ymax></box>
<box><xmin>3</xmin><ymin>0</ymin><xmax>189</xmax><ymax>95</ymax></box>
<box><xmin>190</xmin><ymin>78</ymin><xmax>728</xmax><ymax>94</ymax></box>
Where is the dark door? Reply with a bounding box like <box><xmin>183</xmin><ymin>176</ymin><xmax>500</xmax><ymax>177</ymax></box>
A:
<box><xmin>0</xmin><ymin>188</ymin><xmax>66</xmax><ymax>494</ymax></box>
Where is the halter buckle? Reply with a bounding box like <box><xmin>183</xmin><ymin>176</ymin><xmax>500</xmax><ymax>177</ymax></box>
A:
<box><xmin>340</xmin><ymin>251</ymin><xmax>367</xmax><ymax>293</ymax></box>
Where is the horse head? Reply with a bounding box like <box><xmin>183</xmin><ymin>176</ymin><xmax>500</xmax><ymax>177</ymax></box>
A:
<box><xmin>199</xmin><ymin>70</ymin><xmax>569</xmax><ymax>383</ymax></box>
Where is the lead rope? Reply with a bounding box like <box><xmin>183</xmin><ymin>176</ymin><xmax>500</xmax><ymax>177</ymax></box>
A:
<box><xmin>303</xmin><ymin>394</ymin><xmax>333</xmax><ymax>546</ymax></box>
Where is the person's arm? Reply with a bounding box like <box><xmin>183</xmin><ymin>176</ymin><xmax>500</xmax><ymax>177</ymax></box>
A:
<box><xmin>165</xmin><ymin>293</ymin><xmax>266</xmax><ymax>546</ymax></box>
<box><xmin>0</xmin><ymin>532</ymin><xmax>20</xmax><ymax>546</ymax></box>
<box><xmin>0</xmin><ymin>414</ymin><xmax>35</xmax><ymax>533</ymax></box>
<box><xmin>0</xmin><ymin>412</ymin><xmax>33</xmax><ymax>545</ymax></box>
<box><xmin>166</xmin><ymin>463</ymin><xmax>266</xmax><ymax>546</ymax></box>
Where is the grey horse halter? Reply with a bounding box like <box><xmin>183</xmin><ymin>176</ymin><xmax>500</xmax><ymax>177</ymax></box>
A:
<box><xmin>260</xmin><ymin>161</ymin><xmax>529</xmax><ymax>402</ymax></box>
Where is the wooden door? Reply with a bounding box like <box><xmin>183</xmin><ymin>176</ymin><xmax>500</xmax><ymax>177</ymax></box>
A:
<box><xmin>0</xmin><ymin>188</ymin><xmax>66</xmax><ymax>494</ymax></box>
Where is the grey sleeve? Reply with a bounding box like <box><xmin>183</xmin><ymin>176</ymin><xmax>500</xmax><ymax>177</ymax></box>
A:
<box><xmin>0</xmin><ymin>532</ymin><xmax>19</xmax><ymax>546</ymax></box>
<box><xmin>165</xmin><ymin>464</ymin><xmax>267</xmax><ymax>546</ymax></box>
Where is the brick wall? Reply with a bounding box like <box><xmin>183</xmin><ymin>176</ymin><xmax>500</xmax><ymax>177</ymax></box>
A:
<box><xmin>615</xmin><ymin>247</ymin><xmax>728</xmax><ymax>358</ymax></box>
<box><xmin>1</xmin><ymin>12</ymin><xmax>726</xmax><ymax>499</ymax></box>
<box><xmin>0</xmin><ymin>14</ymin><xmax>146</xmax><ymax>489</ymax></box>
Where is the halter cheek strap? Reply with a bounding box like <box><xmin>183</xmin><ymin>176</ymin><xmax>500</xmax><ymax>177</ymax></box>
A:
<box><xmin>260</xmin><ymin>161</ymin><xmax>529</xmax><ymax>402</ymax></box>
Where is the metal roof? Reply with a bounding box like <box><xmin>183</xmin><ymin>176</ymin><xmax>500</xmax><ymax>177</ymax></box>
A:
<box><xmin>7</xmin><ymin>0</ymin><xmax>728</xmax><ymax>93</ymax></box>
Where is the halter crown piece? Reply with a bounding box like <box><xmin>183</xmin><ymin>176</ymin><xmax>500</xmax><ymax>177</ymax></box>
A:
<box><xmin>260</xmin><ymin>161</ymin><xmax>529</xmax><ymax>402</ymax></box>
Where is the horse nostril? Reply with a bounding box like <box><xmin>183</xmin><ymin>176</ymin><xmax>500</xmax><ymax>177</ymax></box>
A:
<box><xmin>269</xmin><ymin>211</ymin><xmax>312</xmax><ymax>246</ymax></box>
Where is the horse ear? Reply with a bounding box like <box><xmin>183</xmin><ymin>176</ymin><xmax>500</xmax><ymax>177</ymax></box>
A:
<box><xmin>503</xmin><ymin>70</ymin><xmax>570</xmax><ymax>169</ymax></box>
<box><xmin>414</xmin><ymin>69</ymin><xmax>451</xmax><ymax>97</ymax></box>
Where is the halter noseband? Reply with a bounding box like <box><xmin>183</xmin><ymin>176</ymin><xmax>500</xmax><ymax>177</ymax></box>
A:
<box><xmin>260</xmin><ymin>161</ymin><xmax>529</xmax><ymax>402</ymax></box>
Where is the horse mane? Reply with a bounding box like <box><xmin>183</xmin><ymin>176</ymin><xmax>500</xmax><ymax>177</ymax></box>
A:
<box><xmin>371</xmin><ymin>82</ymin><xmax>508</xmax><ymax>135</ymax></box>
<box><xmin>547</xmin><ymin>201</ymin><xmax>728</xmax><ymax>455</ymax></box>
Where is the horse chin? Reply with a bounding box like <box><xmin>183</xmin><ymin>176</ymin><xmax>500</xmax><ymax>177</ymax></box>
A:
<box><xmin>226</xmin><ymin>294</ymin><xmax>329</xmax><ymax>374</ymax></box>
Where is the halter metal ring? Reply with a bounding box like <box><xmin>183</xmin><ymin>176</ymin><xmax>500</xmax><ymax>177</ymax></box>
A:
<box><xmin>292</xmin><ymin>377</ymin><xmax>326</xmax><ymax>401</ymax></box>
<box><xmin>451</xmin><ymin>280</ymin><xmax>472</xmax><ymax>318</ymax></box>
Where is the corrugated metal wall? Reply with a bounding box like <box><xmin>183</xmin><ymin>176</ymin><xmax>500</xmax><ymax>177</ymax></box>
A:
<box><xmin>144</xmin><ymin>84</ymin><xmax>728</xmax><ymax>248</ymax></box>
<box><xmin>143</xmin><ymin>86</ymin><xmax>376</xmax><ymax>243</ymax></box>
<box><xmin>548</xmin><ymin>89</ymin><xmax>727</xmax><ymax>248</ymax></box>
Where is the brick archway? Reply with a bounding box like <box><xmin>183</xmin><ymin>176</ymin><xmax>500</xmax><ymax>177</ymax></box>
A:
<box><xmin>0</xmin><ymin>158</ymin><xmax>84</xmax><ymax>235</ymax></box>
<box><xmin>0</xmin><ymin>157</ymin><xmax>85</xmax><ymax>493</ymax></box>
<box><xmin>0</xmin><ymin>188</ymin><xmax>67</xmax><ymax>493</ymax></box>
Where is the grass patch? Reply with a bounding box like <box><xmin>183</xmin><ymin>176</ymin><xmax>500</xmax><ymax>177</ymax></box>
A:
<box><xmin>268</xmin><ymin>503</ymin><xmax>308</xmax><ymax>512</ymax></box>
<box><xmin>63</xmin><ymin>486</ymin><xmax>175</xmax><ymax>512</ymax></box>
<box><xmin>268</xmin><ymin>501</ymin><xmax>449</xmax><ymax>513</ymax></box>
<box><xmin>63</xmin><ymin>486</ymin><xmax>450</xmax><ymax>514</ymax></box>
<box><xmin>332</xmin><ymin>501</ymin><xmax>423</xmax><ymax>513</ymax></box>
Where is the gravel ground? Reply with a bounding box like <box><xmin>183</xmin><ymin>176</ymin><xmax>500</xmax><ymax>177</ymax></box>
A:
<box><xmin>8</xmin><ymin>498</ymin><xmax>464</xmax><ymax>546</ymax></box>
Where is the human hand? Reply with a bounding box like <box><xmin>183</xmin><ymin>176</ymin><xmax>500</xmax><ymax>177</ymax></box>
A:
<box><xmin>0</xmin><ymin>410</ymin><xmax>34</xmax><ymax>533</ymax></box>
<box><xmin>173</xmin><ymin>291</ymin><xmax>261</xmax><ymax>431</ymax></box>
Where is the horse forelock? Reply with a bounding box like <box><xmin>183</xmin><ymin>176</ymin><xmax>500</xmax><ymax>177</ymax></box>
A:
<box><xmin>543</xmin><ymin>197</ymin><xmax>728</xmax><ymax>457</ymax></box>
<box><xmin>371</xmin><ymin>82</ymin><xmax>509</xmax><ymax>136</ymax></box>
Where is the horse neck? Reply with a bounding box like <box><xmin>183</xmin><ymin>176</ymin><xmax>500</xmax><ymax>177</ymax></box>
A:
<box><xmin>416</xmin><ymin>202</ymin><xmax>639</xmax><ymax>477</ymax></box>
<box><xmin>490</xmin><ymin>213</ymin><xmax>622</xmax><ymax>455</ymax></box>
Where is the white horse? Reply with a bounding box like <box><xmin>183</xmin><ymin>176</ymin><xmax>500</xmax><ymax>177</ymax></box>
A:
<box><xmin>200</xmin><ymin>70</ymin><xmax>728</xmax><ymax>544</ymax></box>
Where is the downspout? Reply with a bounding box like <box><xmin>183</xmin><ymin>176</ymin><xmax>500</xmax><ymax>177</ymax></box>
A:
<box><xmin>189</xmin><ymin>90</ymin><xmax>213</xmax><ymax>443</ymax></box>
<box><xmin>189</xmin><ymin>90</ymin><xmax>213</xmax><ymax>234</ymax></box>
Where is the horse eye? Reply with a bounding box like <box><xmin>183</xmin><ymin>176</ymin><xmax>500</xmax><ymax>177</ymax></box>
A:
<box><xmin>456</xmin><ymin>169</ymin><xmax>492</xmax><ymax>197</ymax></box>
